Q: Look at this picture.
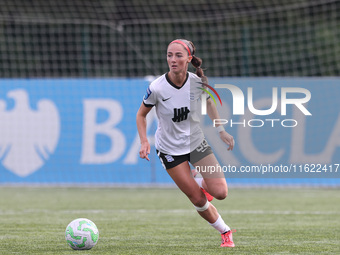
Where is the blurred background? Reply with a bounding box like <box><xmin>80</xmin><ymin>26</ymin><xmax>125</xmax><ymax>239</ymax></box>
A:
<box><xmin>0</xmin><ymin>0</ymin><xmax>339</xmax><ymax>186</ymax></box>
<box><xmin>1</xmin><ymin>0</ymin><xmax>339</xmax><ymax>77</ymax></box>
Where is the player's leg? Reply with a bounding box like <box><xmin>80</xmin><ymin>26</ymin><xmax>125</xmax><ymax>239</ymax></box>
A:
<box><xmin>167</xmin><ymin>161</ymin><xmax>235</xmax><ymax>247</ymax></box>
<box><xmin>166</xmin><ymin>161</ymin><xmax>219</xmax><ymax>224</ymax></box>
<box><xmin>190</xmin><ymin>139</ymin><xmax>228</xmax><ymax>200</ymax></box>
<box><xmin>192</xmin><ymin>153</ymin><xmax>228</xmax><ymax>200</ymax></box>
<box><xmin>158</xmin><ymin>150</ymin><xmax>235</xmax><ymax>247</ymax></box>
<box><xmin>191</xmin><ymin>169</ymin><xmax>214</xmax><ymax>201</ymax></box>
<box><xmin>190</xmin><ymin>143</ymin><xmax>236</xmax><ymax>247</ymax></box>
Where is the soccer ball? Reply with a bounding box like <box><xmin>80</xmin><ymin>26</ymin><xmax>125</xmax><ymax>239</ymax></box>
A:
<box><xmin>65</xmin><ymin>218</ymin><xmax>99</xmax><ymax>250</ymax></box>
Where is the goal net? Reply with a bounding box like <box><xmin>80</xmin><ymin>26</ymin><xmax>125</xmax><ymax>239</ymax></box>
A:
<box><xmin>0</xmin><ymin>0</ymin><xmax>339</xmax><ymax>77</ymax></box>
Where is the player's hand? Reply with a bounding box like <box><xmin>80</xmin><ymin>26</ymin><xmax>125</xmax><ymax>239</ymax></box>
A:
<box><xmin>139</xmin><ymin>141</ymin><xmax>151</xmax><ymax>161</ymax></box>
<box><xmin>219</xmin><ymin>131</ymin><xmax>235</xmax><ymax>151</ymax></box>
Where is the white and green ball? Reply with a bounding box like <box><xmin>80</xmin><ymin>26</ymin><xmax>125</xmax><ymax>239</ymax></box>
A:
<box><xmin>65</xmin><ymin>218</ymin><xmax>99</xmax><ymax>250</ymax></box>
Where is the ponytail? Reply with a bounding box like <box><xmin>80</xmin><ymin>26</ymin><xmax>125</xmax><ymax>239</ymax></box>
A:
<box><xmin>188</xmin><ymin>41</ymin><xmax>206</xmax><ymax>81</ymax></box>
<box><xmin>191</xmin><ymin>55</ymin><xmax>204</xmax><ymax>77</ymax></box>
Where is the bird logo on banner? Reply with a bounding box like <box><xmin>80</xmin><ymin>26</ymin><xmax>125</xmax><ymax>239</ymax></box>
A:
<box><xmin>0</xmin><ymin>89</ymin><xmax>60</xmax><ymax>177</ymax></box>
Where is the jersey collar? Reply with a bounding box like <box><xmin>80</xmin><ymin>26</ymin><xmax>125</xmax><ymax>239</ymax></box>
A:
<box><xmin>165</xmin><ymin>72</ymin><xmax>189</xmax><ymax>90</ymax></box>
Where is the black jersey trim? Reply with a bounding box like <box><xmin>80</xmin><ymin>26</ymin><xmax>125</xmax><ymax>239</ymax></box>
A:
<box><xmin>165</xmin><ymin>72</ymin><xmax>189</xmax><ymax>90</ymax></box>
<box><xmin>143</xmin><ymin>101</ymin><xmax>154</xmax><ymax>108</ymax></box>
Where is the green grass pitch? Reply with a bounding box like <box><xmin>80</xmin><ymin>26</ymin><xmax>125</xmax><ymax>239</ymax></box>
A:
<box><xmin>0</xmin><ymin>187</ymin><xmax>339</xmax><ymax>254</ymax></box>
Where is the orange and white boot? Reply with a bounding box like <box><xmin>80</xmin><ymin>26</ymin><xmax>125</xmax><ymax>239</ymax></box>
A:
<box><xmin>220</xmin><ymin>229</ymin><xmax>236</xmax><ymax>247</ymax></box>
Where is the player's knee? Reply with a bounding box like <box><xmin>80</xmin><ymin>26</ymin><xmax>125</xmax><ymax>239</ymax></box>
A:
<box><xmin>214</xmin><ymin>187</ymin><xmax>228</xmax><ymax>200</ymax></box>
<box><xmin>193</xmin><ymin>199</ymin><xmax>210</xmax><ymax>212</ymax></box>
<box><xmin>189</xmin><ymin>194</ymin><xmax>207</xmax><ymax>208</ymax></box>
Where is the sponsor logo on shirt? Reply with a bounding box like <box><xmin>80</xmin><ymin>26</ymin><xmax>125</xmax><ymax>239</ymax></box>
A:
<box><xmin>172</xmin><ymin>107</ymin><xmax>190</xmax><ymax>122</ymax></box>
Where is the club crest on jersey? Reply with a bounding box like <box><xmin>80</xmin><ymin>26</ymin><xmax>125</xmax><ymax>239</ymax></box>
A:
<box><xmin>165</xmin><ymin>155</ymin><xmax>174</xmax><ymax>162</ymax></box>
<box><xmin>143</xmin><ymin>86</ymin><xmax>152</xmax><ymax>100</ymax></box>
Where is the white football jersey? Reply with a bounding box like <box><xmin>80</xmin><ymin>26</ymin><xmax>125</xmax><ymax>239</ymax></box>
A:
<box><xmin>143</xmin><ymin>72</ymin><xmax>206</xmax><ymax>155</ymax></box>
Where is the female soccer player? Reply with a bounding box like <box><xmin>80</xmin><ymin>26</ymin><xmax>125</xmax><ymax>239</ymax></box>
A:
<box><xmin>136</xmin><ymin>39</ymin><xmax>236</xmax><ymax>247</ymax></box>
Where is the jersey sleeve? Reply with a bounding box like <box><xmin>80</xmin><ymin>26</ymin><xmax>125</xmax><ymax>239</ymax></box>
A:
<box><xmin>143</xmin><ymin>84</ymin><xmax>157</xmax><ymax>107</ymax></box>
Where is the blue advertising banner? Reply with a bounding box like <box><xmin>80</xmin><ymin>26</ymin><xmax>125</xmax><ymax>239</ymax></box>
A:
<box><xmin>203</xmin><ymin>78</ymin><xmax>340</xmax><ymax>185</ymax></box>
<box><xmin>0</xmin><ymin>78</ymin><xmax>339</xmax><ymax>185</ymax></box>
<box><xmin>0</xmin><ymin>78</ymin><xmax>167</xmax><ymax>184</ymax></box>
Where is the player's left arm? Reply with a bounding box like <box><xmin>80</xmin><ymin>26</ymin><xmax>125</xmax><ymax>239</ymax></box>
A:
<box><xmin>206</xmin><ymin>98</ymin><xmax>235</xmax><ymax>151</ymax></box>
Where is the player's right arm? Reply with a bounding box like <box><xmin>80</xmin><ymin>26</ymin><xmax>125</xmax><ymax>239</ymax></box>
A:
<box><xmin>136</xmin><ymin>102</ymin><xmax>153</xmax><ymax>161</ymax></box>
